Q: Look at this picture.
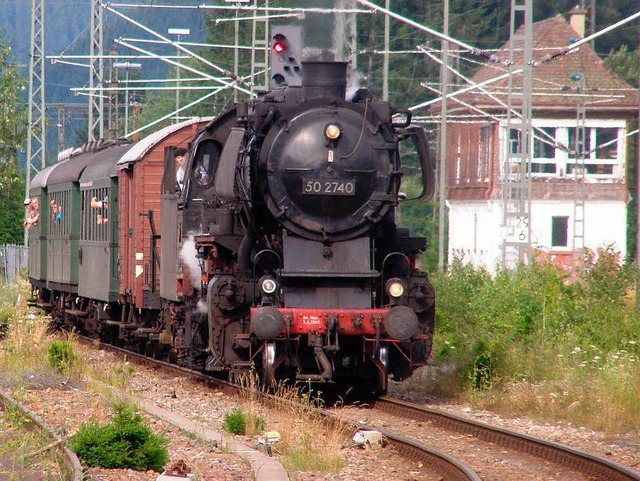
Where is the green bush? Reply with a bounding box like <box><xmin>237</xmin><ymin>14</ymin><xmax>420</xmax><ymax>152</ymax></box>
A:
<box><xmin>222</xmin><ymin>408</ymin><xmax>246</xmax><ymax>435</ymax></box>
<box><xmin>433</xmin><ymin>250</ymin><xmax>640</xmax><ymax>391</ymax></box>
<box><xmin>47</xmin><ymin>340</ymin><xmax>78</xmax><ymax>373</ymax></box>
<box><xmin>70</xmin><ymin>402</ymin><xmax>168</xmax><ymax>472</ymax></box>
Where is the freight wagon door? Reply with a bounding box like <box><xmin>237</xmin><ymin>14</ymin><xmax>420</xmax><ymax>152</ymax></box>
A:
<box><xmin>118</xmin><ymin>167</ymin><xmax>135</xmax><ymax>300</ymax></box>
<box><xmin>160</xmin><ymin>148</ymin><xmax>180</xmax><ymax>301</ymax></box>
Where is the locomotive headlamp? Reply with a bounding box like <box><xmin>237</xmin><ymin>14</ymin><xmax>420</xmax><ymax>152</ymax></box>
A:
<box><xmin>325</xmin><ymin>124</ymin><xmax>341</xmax><ymax>141</ymax></box>
<box><xmin>386</xmin><ymin>278</ymin><xmax>406</xmax><ymax>298</ymax></box>
<box><xmin>260</xmin><ymin>276</ymin><xmax>278</xmax><ymax>295</ymax></box>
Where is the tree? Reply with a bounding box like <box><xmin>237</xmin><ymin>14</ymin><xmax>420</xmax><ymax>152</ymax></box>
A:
<box><xmin>0</xmin><ymin>34</ymin><xmax>28</xmax><ymax>245</ymax></box>
<box><xmin>604</xmin><ymin>44</ymin><xmax>638</xmax><ymax>88</ymax></box>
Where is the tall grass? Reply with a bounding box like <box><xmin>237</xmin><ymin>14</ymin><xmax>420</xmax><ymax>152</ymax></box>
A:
<box><xmin>233</xmin><ymin>373</ymin><xmax>346</xmax><ymax>472</ymax></box>
<box><xmin>0</xmin><ymin>279</ymin><xmax>52</xmax><ymax>387</ymax></box>
<box><xmin>2</xmin><ymin>279</ymin><xmax>347</xmax><ymax>476</ymax></box>
<box><xmin>269</xmin><ymin>382</ymin><xmax>347</xmax><ymax>473</ymax></box>
<box><xmin>418</xmin><ymin>248</ymin><xmax>640</xmax><ymax>433</ymax></box>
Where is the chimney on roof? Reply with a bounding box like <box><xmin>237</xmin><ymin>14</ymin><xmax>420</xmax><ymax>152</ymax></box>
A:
<box><xmin>569</xmin><ymin>6</ymin><xmax>586</xmax><ymax>38</ymax></box>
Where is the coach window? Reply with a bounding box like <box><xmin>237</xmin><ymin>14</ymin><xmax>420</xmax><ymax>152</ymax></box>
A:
<box><xmin>192</xmin><ymin>139</ymin><xmax>221</xmax><ymax>186</ymax></box>
<box><xmin>89</xmin><ymin>187</ymin><xmax>110</xmax><ymax>241</ymax></box>
<box><xmin>81</xmin><ymin>192</ymin><xmax>88</xmax><ymax>241</ymax></box>
<box><xmin>48</xmin><ymin>192</ymin><xmax>68</xmax><ymax>236</ymax></box>
<box><xmin>551</xmin><ymin>216</ymin><xmax>569</xmax><ymax>248</ymax></box>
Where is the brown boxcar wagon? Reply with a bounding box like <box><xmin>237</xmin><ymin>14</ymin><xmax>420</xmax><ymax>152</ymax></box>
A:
<box><xmin>112</xmin><ymin>119</ymin><xmax>211</xmax><ymax>344</ymax></box>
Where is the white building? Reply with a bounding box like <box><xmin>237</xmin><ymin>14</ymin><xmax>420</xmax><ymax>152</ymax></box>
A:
<box><xmin>443</xmin><ymin>12</ymin><xmax>637</xmax><ymax>271</ymax></box>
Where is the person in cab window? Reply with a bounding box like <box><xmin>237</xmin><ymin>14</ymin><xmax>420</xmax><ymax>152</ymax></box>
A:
<box><xmin>175</xmin><ymin>147</ymin><xmax>187</xmax><ymax>191</ymax></box>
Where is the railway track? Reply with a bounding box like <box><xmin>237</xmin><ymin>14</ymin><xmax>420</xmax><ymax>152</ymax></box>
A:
<box><xmin>370</xmin><ymin>396</ymin><xmax>640</xmax><ymax>481</ymax></box>
<box><xmin>82</xmin><ymin>337</ymin><xmax>483</xmax><ymax>480</ymax></box>
<box><xmin>78</xmin><ymin>337</ymin><xmax>640</xmax><ymax>481</ymax></box>
<box><xmin>0</xmin><ymin>391</ymin><xmax>83</xmax><ymax>481</ymax></box>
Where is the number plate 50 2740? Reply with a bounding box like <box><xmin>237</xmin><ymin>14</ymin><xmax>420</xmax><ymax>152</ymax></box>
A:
<box><xmin>302</xmin><ymin>178</ymin><xmax>356</xmax><ymax>196</ymax></box>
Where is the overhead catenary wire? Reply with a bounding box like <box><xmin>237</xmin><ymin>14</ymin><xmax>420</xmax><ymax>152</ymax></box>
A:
<box><xmin>102</xmin><ymin>3</ymin><xmax>253</xmax><ymax>94</ymax></box>
<box><xmin>114</xmin><ymin>38</ymin><xmax>222</xmax><ymax>83</ymax></box>
<box><xmin>354</xmin><ymin>0</ymin><xmax>500</xmax><ymax>63</ymax></box>
<box><xmin>105</xmin><ymin>3</ymin><xmax>372</xmax><ymax>14</ymax></box>
<box><xmin>417</xmin><ymin>45</ymin><xmax>567</xmax><ymax>152</ymax></box>
<box><xmin>535</xmin><ymin>9</ymin><xmax>640</xmax><ymax>65</ymax></box>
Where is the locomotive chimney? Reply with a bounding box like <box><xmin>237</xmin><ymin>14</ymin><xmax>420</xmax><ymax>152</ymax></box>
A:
<box><xmin>569</xmin><ymin>7</ymin><xmax>586</xmax><ymax>38</ymax></box>
<box><xmin>302</xmin><ymin>61</ymin><xmax>348</xmax><ymax>101</ymax></box>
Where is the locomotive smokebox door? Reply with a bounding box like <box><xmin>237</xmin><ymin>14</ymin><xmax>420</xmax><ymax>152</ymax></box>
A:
<box><xmin>261</xmin><ymin>101</ymin><xmax>395</xmax><ymax>242</ymax></box>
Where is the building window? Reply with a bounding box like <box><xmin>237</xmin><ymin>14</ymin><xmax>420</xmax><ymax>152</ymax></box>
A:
<box><xmin>524</xmin><ymin>121</ymin><xmax>624</xmax><ymax>179</ymax></box>
<box><xmin>568</xmin><ymin>126</ymin><xmax>590</xmax><ymax>159</ymax></box>
<box><xmin>509</xmin><ymin>128</ymin><xmax>521</xmax><ymax>154</ymax></box>
<box><xmin>532</xmin><ymin>127</ymin><xmax>556</xmax><ymax>174</ymax></box>
<box><xmin>477</xmin><ymin>125</ymin><xmax>492</xmax><ymax>182</ymax></box>
<box><xmin>551</xmin><ymin>216</ymin><xmax>569</xmax><ymax>247</ymax></box>
<box><xmin>567</xmin><ymin>126</ymin><xmax>620</xmax><ymax>176</ymax></box>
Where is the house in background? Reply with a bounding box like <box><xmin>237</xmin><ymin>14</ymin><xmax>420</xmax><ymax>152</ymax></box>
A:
<box><xmin>444</xmin><ymin>11</ymin><xmax>637</xmax><ymax>272</ymax></box>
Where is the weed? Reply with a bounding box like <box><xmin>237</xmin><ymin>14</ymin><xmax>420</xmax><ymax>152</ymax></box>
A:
<box><xmin>47</xmin><ymin>339</ymin><xmax>79</xmax><ymax>373</ymax></box>
<box><xmin>0</xmin><ymin>400</ymin><xmax>68</xmax><ymax>480</ymax></box>
<box><xmin>268</xmin><ymin>382</ymin><xmax>346</xmax><ymax>473</ymax></box>
<box><xmin>222</xmin><ymin>408</ymin><xmax>247</xmax><ymax>435</ymax></box>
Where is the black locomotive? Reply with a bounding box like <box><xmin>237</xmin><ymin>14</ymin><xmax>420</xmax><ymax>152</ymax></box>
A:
<box><xmin>28</xmin><ymin>57</ymin><xmax>434</xmax><ymax>396</ymax></box>
<box><xmin>165</xmin><ymin>61</ymin><xmax>435</xmax><ymax>394</ymax></box>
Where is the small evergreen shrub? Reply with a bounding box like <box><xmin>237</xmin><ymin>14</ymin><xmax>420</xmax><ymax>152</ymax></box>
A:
<box><xmin>70</xmin><ymin>402</ymin><xmax>168</xmax><ymax>472</ymax></box>
<box><xmin>222</xmin><ymin>408</ymin><xmax>246</xmax><ymax>435</ymax></box>
<box><xmin>47</xmin><ymin>340</ymin><xmax>78</xmax><ymax>373</ymax></box>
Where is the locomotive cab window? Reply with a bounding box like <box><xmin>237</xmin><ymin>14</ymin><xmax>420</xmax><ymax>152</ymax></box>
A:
<box><xmin>192</xmin><ymin>139</ymin><xmax>221</xmax><ymax>186</ymax></box>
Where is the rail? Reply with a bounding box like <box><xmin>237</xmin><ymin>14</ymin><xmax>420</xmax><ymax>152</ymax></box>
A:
<box><xmin>375</xmin><ymin>396</ymin><xmax>640</xmax><ymax>481</ymax></box>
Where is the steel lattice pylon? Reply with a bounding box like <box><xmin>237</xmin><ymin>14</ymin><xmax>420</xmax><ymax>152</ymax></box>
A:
<box><xmin>25</xmin><ymin>0</ymin><xmax>46</xmax><ymax>244</ymax></box>
<box><xmin>501</xmin><ymin>0</ymin><xmax>533</xmax><ymax>268</ymax></box>
<box><xmin>26</xmin><ymin>0</ymin><xmax>46</xmax><ymax>177</ymax></box>
<box><xmin>572</xmin><ymin>77</ymin><xmax>587</xmax><ymax>271</ymax></box>
<box><xmin>250</xmin><ymin>0</ymin><xmax>270</xmax><ymax>95</ymax></box>
<box><xmin>88</xmin><ymin>0</ymin><xmax>104</xmax><ymax>141</ymax></box>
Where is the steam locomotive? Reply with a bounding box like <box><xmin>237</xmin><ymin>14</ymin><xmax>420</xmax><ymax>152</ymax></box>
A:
<box><xmin>28</xmin><ymin>49</ymin><xmax>435</xmax><ymax>396</ymax></box>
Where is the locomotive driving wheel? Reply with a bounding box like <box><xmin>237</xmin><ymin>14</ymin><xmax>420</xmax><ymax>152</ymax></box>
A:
<box><xmin>262</xmin><ymin>341</ymin><xmax>277</xmax><ymax>390</ymax></box>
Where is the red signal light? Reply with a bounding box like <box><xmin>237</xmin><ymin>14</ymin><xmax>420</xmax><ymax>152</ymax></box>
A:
<box><xmin>272</xmin><ymin>34</ymin><xmax>286</xmax><ymax>54</ymax></box>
